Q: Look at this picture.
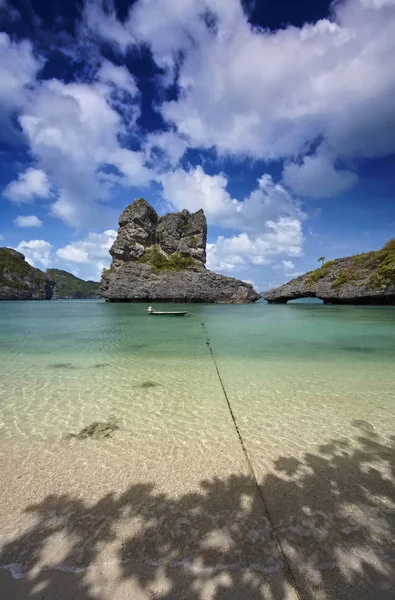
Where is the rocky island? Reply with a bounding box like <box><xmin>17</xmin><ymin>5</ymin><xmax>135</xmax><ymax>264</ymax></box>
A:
<box><xmin>262</xmin><ymin>239</ymin><xmax>395</xmax><ymax>304</ymax></box>
<box><xmin>47</xmin><ymin>269</ymin><xmax>100</xmax><ymax>299</ymax></box>
<box><xmin>100</xmin><ymin>198</ymin><xmax>259</xmax><ymax>303</ymax></box>
<box><xmin>0</xmin><ymin>248</ymin><xmax>100</xmax><ymax>300</ymax></box>
<box><xmin>0</xmin><ymin>247</ymin><xmax>54</xmax><ymax>300</ymax></box>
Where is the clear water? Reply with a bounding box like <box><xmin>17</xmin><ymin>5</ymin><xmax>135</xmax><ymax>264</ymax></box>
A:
<box><xmin>1</xmin><ymin>300</ymin><xmax>393</xmax><ymax>448</ymax></box>
<box><xmin>0</xmin><ymin>300</ymin><xmax>394</xmax><ymax>596</ymax></box>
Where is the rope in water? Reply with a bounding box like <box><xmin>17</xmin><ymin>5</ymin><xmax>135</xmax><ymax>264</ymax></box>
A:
<box><xmin>201</xmin><ymin>320</ymin><xmax>302</xmax><ymax>600</ymax></box>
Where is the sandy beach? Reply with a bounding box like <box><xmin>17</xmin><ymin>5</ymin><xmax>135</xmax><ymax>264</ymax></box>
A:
<box><xmin>1</xmin><ymin>302</ymin><xmax>395</xmax><ymax>599</ymax></box>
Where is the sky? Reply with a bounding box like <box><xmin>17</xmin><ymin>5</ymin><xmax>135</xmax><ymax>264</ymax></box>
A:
<box><xmin>0</xmin><ymin>0</ymin><xmax>394</xmax><ymax>290</ymax></box>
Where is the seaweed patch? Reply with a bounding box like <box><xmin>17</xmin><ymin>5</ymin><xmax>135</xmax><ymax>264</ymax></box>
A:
<box><xmin>49</xmin><ymin>362</ymin><xmax>80</xmax><ymax>370</ymax></box>
<box><xmin>140</xmin><ymin>381</ymin><xmax>159</xmax><ymax>388</ymax></box>
<box><xmin>66</xmin><ymin>416</ymin><xmax>119</xmax><ymax>440</ymax></box>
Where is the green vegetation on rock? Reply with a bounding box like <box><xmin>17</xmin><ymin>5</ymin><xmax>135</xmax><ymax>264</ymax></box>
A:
<box><xmin>47</xmin><ymin>269</ymin><xmax>100</xmax><ymax>298</ymax></box>
<box><xmin>333</xmin><ymin>239</ymin><xmax>395</xmax><ymax>290</ymax></box>
<box><xmin>305</xmin><ymin>260</ymin><xmax>336</xmax><ymax>287</ymax></box>
<box><xmin>187</xmin><ymin>235</ymin><xmax>199</xmax><ymax>248</ymax></box>
<box><xmin>137</xmin><ymin>246</ymin><xmax>194</xmax><ymax>272</ymax></box>
<box><xmin>263</xmin><ymin>238</ymin><xmax>395</xmax><ymax>304</ymax></box>
<box><xmin>0</xmin><ymin>248</ymin><xmax>46</xmax><ymax>291</ymax></box>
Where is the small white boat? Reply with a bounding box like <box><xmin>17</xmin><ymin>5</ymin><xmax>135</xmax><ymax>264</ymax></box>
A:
<box><xmin>147</xmin><ymin>306</ymin><xmax>187</xmax><ymax>316</ymax></box>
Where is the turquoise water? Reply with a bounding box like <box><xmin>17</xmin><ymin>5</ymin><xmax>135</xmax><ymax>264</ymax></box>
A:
<box><xmin>0</xmin><ymin>299</ymin><xmax>394</xmax><ymax>450</ymax></box>
<box><xmin>0</xmin><ymin>299</ymin><xmax>395</xmax><ymax>593</ymax></box>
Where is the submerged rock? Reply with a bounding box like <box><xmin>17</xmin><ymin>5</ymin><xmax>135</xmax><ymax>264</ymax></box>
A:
<box><xmin>262</xmin><ymin>239</ymin><xmax>395</xmax><ymax>305</ymax></box>
<box><xmin>139</xmin><ymin>381</ymin><xmax>159</xmax><ymax>388</ymax></box>
<box><xmin>66</xmin><ymin>416</ymin><xmax>119</xmax><ymax>440</ymax></box>
<box><xmin>100</xmin><ymin>198</ymin><xmax>259</xmax><ymax>304</ymax></box>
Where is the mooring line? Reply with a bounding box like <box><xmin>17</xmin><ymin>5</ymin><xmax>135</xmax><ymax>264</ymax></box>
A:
<box><xmin>201</xmin><ymin>320</ymin><xmax>302</xmax><ymax>600</ymax></box>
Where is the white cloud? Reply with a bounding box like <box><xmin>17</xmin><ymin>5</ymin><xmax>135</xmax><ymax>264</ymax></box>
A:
<box><xmin>207</xmin><ymin>218</ymin><xmax>304</xmax><ymax>272</ymax></box>
<box><xmin>99</xmin><ymin>0</ymin><xmax>395</xmax><ymax>168</ymax></box>
<box><xmin>282</xmin><ymin>260</ymin><xmax>295</xmax><ymax>271</ymax></box>
<box><xmin>3</xmin><ymin>168</ymin><xmax>50</xmax><ymax>203</ymax></box>
<box><xmin>15</xmin><ymin>239</ymin><xmax>53</xmax><ymax>268</ymax></box>
<box><xmin>0</xmin><ymin>33</ymin><xmax>41</xmax><ymax>143</ymax></box>
<box><xmin>97</xmin><ymin>60</ymin><xmax>138</xmax><ymax>96</ymax></box>
<box><xmin>19</xmin><ymin>80</ymin><xmax>152</xmax><ymax>227</ymax></box>
<box><xmin>56</xmin><ymin>245</ymin><xmax>90</xmax><ymax>264</ymax></box>
<box><xmin>160</xmin><ymin>166</ymin><xmax>232</xmax><ymax>223</ymax></box>
<box><xmin>83</xmin><ymin>0</ymin><xmax>134</xmax><ymax>52</ymax></box>
<box><xmin>12</xmin><ymin>231</ymin><xmax>116</xmax><ymax>280</ymax></box>
<box><xmin>144</xmin><ymin>130</ymin><xmax>188</xmax><ymax>168</ymax></box>
<box><xmin>56</xmin><ymin>230</ymin><xmax>117</xmax><ymax>278</ymax></box>
<box><xmin>361</xmin><ymin>0</ymin><xmax>395</xmax><ymax>8</ymax></box>
<box><xmin>14</xmin><ymin>215</ymin><xmax>43</xmax><ymax>228</ymax></box>
<box><xmin>160</xmin><ymin>166</ymin><xmax>304</xmax><ymax>234</ymax></box>
<box><xmin>283</xmin><ymin>150</ymin><xmax>358</xmax><ymax>198</ymax></box>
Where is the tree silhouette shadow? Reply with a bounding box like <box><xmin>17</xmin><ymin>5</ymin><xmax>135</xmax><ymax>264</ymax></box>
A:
<box><xmin>1</xmin><ymin>422</ymin><xmax>394</xmax><ymax>599</ymax></box>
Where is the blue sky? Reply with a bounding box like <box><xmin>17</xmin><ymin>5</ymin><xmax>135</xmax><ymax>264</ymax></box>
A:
<box><xmin>0</xmin><ymin>0</ymin><xmax>394</xmax><ymax>289</ymax></box>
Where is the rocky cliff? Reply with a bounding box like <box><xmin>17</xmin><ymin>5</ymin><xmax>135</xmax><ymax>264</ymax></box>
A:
<box><xmin>0</xmin><ymin>247</ymin><xmax>54</xmax><ymax>300</ymax></box>
<box><xmin>262</xmin><ymin>239</ymin><xmax>395</xmax><ymax>304</ymax></box>
<box><xmin>100</xmin><ymin>198</ymin><xmax>259</xmax><ymax>303</ymax></box>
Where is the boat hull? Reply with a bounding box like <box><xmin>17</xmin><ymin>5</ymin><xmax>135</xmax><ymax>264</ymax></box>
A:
<box><xmin>149</xmin><ymin>311</ymin><xmax>187</xmax><ymax>316</ymax></box>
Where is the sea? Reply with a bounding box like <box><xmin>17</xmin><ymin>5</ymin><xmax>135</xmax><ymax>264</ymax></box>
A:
<box><xmin>0</xmin><ymin>299</ymin><xmax>394</xmax><ymax>598</ymax></box>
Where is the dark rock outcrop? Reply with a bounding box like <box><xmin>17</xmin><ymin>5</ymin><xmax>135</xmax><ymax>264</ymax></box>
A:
<box><xmin>0</xmin><ymin>247</ymin><xmax>54</xmax><ymax>300</ymax></box>
<box><xmin>262</xmin><ymin>239</ymin><xmax>395</xmax><ymax>305</ymax></box>
<box><xmin>100</xmin><ymin>198</ymin><xmax>259</xmax><ymax>303</ymax></box>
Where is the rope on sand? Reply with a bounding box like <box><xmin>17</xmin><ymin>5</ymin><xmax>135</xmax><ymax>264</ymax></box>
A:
<box><xmin>201</xmin><ymin>320</ymin><xmax>301</xmax><ymax>600</ymax></box>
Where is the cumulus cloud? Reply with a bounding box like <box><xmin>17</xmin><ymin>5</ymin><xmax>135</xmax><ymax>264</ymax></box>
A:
<box><xmin>85</xmin><ymin>0</ymin><xmax>395</xmax><ymax>171</ymax></box>
<box><xmin>283</xmin><ymin>151</ymin><xmax>358</xmax><ymax>198</ymax></box>
<box><xmin>14</xmin><ymin>215</ymin><xmax>43</xmax><ymax>228</ymax></box>
<box><xmin>15</xmin><ymin>239</ymin><xmax>53</xmax><ymax>268</ymax></box>
<box><xmin>160</xmin><ymin>167</ymin><xmax>304</xmax><ymax>234</ymax></box>
<box><xmin>282</xmin><ymin>260</ymin><xmax>295</xmax><ymax>271</ymax></box>
<box><xmin>144</xmin><ymin>130</ymin><xmax>188</xmax><ymax>168</ymax></box>
<box><xmin>56</xmin><ymin>230</ymin><xmax>117</xmax><ymax>278</ymax></box>
<box><xmin>3</xmin><ymin>168</ymin><xmax>51</xmax><ymax>203</ymax></box>
<box><xmin>97</xmin><ymin>60</ymin><xmax>138</xmax><ymax>96</ymax></box>
<box><xmin>0</xmin><ymin>33</ymin><xmax>41</xmax><ymax>143</ymax></box>
<box><xmin>207</xmin><ymin>218</ymin><xmax>304</xmax><ymax>272</ymax></box>
<box><xmin>13</xmin><ymin>230</ymin><xmax>116</xmax><ymax>279</ymax></box>
<box><xmin>19</xmin><ymin>80</ymin><xmax>152</xmax><ymax>227</ymax></box>
<box><xmin>161</xmin><ymin>164</ymin><xmax>306</xmax><ymax>279</ymax></box>
<box><xmin>56</xmin><ymin>245</ymin><xmax>90</xmax><ymax>264</ymax></box>
<box><xmin>3</xmin><ymin>0</ymin><xmax>394</xmax><ymax>286</ymax></box>
<box><xmin>82</xmin><ymin>0</ymin><xmax>134</xmax><ymax>51</ymax></box>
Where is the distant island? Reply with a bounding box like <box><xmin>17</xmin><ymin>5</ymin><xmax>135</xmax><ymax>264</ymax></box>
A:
<box><xmin>100</xmin><ymin>198</ymin><xmax>259</xmax><ymax>303</ymax></box>
<box><xmin>47</xmin><ymin>269</ymin><xmax>99</xmax><ymax>299</ymax></box>
<box><xmin>0</xmin><ymin>247</ymin><xmax>99</xmax><ymax>300</ymax></box>
<box><xmin>262</xmin><ymin>239</ymin><xmax>395</xmax><ymax>305</ymax></box>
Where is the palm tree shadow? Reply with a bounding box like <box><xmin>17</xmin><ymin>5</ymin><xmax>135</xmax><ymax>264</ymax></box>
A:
<box><xmin>0</xmin><ymin>423</ymin><xmax>394</xmax><ymax>599</ymax></box>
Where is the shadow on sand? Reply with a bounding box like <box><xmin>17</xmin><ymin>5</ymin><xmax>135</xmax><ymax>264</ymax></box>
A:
<box><xmin>0</xmin><ymin>422</ymin><xmax>394</xmax><ymax>599</ymax></box>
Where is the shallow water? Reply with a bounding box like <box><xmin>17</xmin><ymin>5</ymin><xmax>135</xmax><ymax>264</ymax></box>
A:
<box><xmin>0</xmin><ymin>300</ymin><xmax>394</xmax><ymax>597</ymax></box>
<box><xmin>1</xmin><ymin>298</ymin><xmax>394</xmax><ymax>466</ymax></box>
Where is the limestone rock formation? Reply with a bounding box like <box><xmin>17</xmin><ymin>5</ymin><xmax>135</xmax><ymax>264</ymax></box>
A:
<box><xmin>262</xmin><ymin>239</ymin><xmax>395</xmax><ymax>305</ymax></box>
<box><xmin>0</xmin><ymin>247</ymin><xmax>54</xmax><ymax>300</ymax></box>
<box><xmin>100</xmin><ymin>198</ymin><xmax>259</xmax><ymax>303</ymax></box>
